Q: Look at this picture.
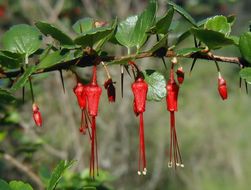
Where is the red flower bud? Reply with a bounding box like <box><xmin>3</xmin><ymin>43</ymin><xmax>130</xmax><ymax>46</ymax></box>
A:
<box><xmin>32</xmin><ymin>103</ymin><xmax>42</xmax><ymax>127</ymax></box>
<box><xmin>104</xmin><ymin>79</ymin><xmax>116</xmax><ymax>102</ymax></box>
<box><xmin>176</xmin><ymin>67</ymin><xmax>185</xmax><ymax>85</ymax></box>
<box><xmin>166</xmin><ymin>80</ymin><xmax>179</xmax><ymax>112</ymax></box>
<box><xmin>218</xmin><ymin>76</ymin><xmax>228</xmax><ymax>100</ymax></box>
<box><xmin>132</xmin><ymin>77</ymin><xmax>148</xmax><ymax>113</ymax></box>
<box><xmin>73</xmin><ymin>82</ymin><xmax>86</xmax><ymax>110</ymax></box>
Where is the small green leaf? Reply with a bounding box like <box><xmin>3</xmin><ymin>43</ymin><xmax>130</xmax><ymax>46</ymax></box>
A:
<box><xmin>240</xmin><ymin>68</ymin><xmax>251</xmax><ymax>83</ymax></box>
<box><xmin>175</xmin><ymin>47</ymin><xmax>202</xmax><ymax>56</ymax></box>
<box><xmin>72</xmin><ymin>17</ymin><xmax>95</xmax><ymax>34</ymax></box>
<box><xmin>191</xmin><ymin>28</ymin><xmax>235</xmax><ymax>49</ymax></box>
<box><xmin>142</xmin><ymin>69</ymin><xmax>166</xmax><ymax>101</ymax></box>
<box><xmin>38</xmin><ymin>49</ymin><xmax>82</xmax><ymax>70</ymax></box>
<box><xmin>148</xmin><ymin>8</ymin><xmax>174</xmax><ymax>34</ymax></box>
<box><xmin>74</xmin><ymin>25</ymin><xmax>114</xmax><ymax>48</ymax></box>
<box><xmin>167</xmin><ymin>1</ymin><xmax>197</xmax><ymax>27</ymax></box>
<box><xmin>0</xmin><ymin>179</ymin><xmax>11</xmax><ymax>190</ymax></box>
<box><xmin>0</xmin><ymin>51</ymin><xmax>20</xmax><ymax>69</ymax></box>
<box><xmin>11</xmin><ymin>65</ymin><xmax>37</xmax><ymax>92</ymax></box>
<box><xmin>47</xmin><ymin>160</ymin><xmax>75</xmax><ymax>190</ymax></box>
<box><xmin>132</xmin><ymin>0</ymin><xmax>157</xmax><ymax>49</ymax></box>
<box><xmin>35</xmin><ymin>21</ymin><xmax>75</xmax><ymax>48</ymax></box>
<box><xmin>239</xmin><ymin>32</ymin><xmax>251</xmax><ymax>65</ymax></box>
<box><xmin>9</xmin><ymin>181</ymin><xmax>33</xmax><ymax>190</ymax></box>
<box><xmin>0</xmin><ymin>89</ymin><xmax>16</xmax><ymax>104</ymax></box>
<box><xmin>115</xmin><ymin>15</ymin><xmax>138</xmax><ymax>48</ymax></box>
<box><xmin>205</xmin><ymin>15</ymin><xmax>231</xmax><ymax>36</ymax></box>
<box><xmin>2</xmin><ymin>24</ymin><xmax>42</xmax><ymax>56</ymax></box>
<box><xmin>227</xmin><ymin>15</ymin><xmax>236</xmax><ymax>26</ymax></box>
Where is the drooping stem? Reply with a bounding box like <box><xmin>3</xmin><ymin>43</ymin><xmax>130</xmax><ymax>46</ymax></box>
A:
<box><xmin>92</xmin><ymin>65</ymin><xmax>97</xmax><ymax>85</ymax></box>
<box><xmin>29</xmin><ymin>77</ymin><xmax>35</xmax><ymax>103</ymax></box>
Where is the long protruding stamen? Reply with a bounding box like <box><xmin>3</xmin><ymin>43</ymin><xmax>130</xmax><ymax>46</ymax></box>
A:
<box><xmin>173</xmin><ymin>127</ymin><xmax>184</xmax><ymax>167</ymax></box>
<box><xmin>94</xmin><ymin>118</ymin><xmax>99</xmax><ymax>176</ymax></box>
<box><xmin>80</xmin><ymin>110</ymin><xmax>86</xmax><ymax>134</ymax></box>
<box><xmin>138</xmin><ymin>122</ymin><xmax>142</xmax><ymax>175</ymax></box>
<box><xmin>84</xmin><ymin>110</ymin><xmax>92</xmax><ymax>140</ymax></box>
<box><xmin>140</xmin><ymin>113</ymin><xmax>147</xmax><ymax>175</ymax></box>
<box><xmin>90</xmin><ymin>116</ymin><xmax>96</xmax><ymax>179</ymax></box>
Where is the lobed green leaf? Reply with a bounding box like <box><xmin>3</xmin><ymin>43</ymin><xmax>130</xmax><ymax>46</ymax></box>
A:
<box><xmin>2</xmin><ymin>24</ymin><xmax>42</xmax><ymax>56</ymax></box>
<box><xmin>143</xmin><ymin>69</ymin><xmax>166</xmax><ymax>101</ymax></box>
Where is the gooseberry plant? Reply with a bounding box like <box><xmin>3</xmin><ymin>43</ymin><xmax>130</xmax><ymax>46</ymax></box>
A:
<box><xmin>1</xmin><ymin>0</ymin><xmax>251</xmax><ymax>179</ymax></box>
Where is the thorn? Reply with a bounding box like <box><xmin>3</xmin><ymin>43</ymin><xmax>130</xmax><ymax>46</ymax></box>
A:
<box><xmin>245</xmin><ymin>80</ymin><xmax>249</xmax><ymax>94</ymax></box>
<box><xmin>189</xmin><ymin>57</ymin><xmax>198</xmax><ymax>76</ymax></box>
<box><xmin>239</xmin><ymin>78</ymin><xmax>242</xmax><ymax>89</ymax></box>
<box><xmin>22</xmin><ymin>87</ymin><xmax>25</xmax><ymax>103</ymax></box>
<box><xmin>161</xmin><ymin>57</ymin><xmax>167</xmax><ymax>70</ymax></box>
<box><xmin>59</xmin><ymin>70</ymin><xmax>65</xmax><ymax>93</ymax></box>
<box><xmin>120</xmin><ymin>65</ymin><xmax>124</xmax><ymax>98</ymax></box>
<box><xmin>124</xmin><ymin>65</ymin><xmax>132</xmax><ymax>78</ymax></box>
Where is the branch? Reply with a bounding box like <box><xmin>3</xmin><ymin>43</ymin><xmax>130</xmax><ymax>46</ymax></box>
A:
<box><xmin>2</xmin><ymin>153</ymin><xmax>44</xmax><ymax>190</ymax></box>
<box><xmin>0</xmin><ymin>50</ymin><xmax>243</xmax><ymax>79</ymax></box>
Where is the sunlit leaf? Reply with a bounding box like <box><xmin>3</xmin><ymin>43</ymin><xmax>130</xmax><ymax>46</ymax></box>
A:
<box><xmin>2</xmin><ymin>24</ymin><xmax>42</xmax><ymax>56</ymax></box>
<box><xmin>142</xmin><ymin>69</ymin><xmax>166</xmax><ymax>101</ymax></box>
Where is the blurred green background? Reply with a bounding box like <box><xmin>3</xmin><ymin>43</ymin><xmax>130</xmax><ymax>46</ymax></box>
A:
<box><xmin>0</xmin><ymin>0</ymin><xmax>251</xmax><ymax>189</ymax></box>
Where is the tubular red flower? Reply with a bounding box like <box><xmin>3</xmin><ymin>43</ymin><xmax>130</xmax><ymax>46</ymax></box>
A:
<box><xmin>85</xmin><ymin>65</ymin><xmax>102</xmax><ymax>179</ymax></box>
<box><xmin>132</xmin><ymin>76</ymin><xmax>148</xmax><ymax>175</ymax></box>
<box><xmin>32</xmin><ymin>103</ymin><xmax>42</xmax><ymax>127</ymax></box>
<box><xmin>73</xmin><ymin>82</ymin><xmax>86</xmax><ymax>110</ymax></box>
<box><xmin>166</xmin><ymin>65</ymin><xmax>184</xmax><ymax>168</ymax></box>
<box><xmin>218</xmin><ymin>76</ymin><xmax>228</xmax><ymax>100</ymax></box>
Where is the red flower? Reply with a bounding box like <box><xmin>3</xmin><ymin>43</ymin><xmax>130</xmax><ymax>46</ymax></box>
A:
<box><xmin>32</xmin><ymin>103</ymin><xmax>42</xmax><ymax>127</ymax></box>
<box><xmin>132</xmin><ymin>76</ymin><xmax>148</xmax><ymax>175</ymax></box>
<box><xmin>218</xmin><ymin>75</ymin><xmax>228</xmax><ymax>100</ymax></box>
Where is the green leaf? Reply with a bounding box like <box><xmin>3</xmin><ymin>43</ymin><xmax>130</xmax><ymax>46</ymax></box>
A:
<box><xmin>175</xmin><ymin>47</ymin><xmax>202</xmax><ymax>56</ymax></box>
<box><xmin>142</xmin><ymin>70</ymin><xmax>166</xmax><ymax>101</ymax></box>
<box><xmin>38</xmin><ymin>49</ymin><xmax>82</xmax><ymax>70</ymax></box>
<box><xmin>2</xmin><ymin>24</ymin><xmax>42</xmax><ymax>56</ymax></box>
<box><xmin>227</xmin><ymin>15</ymin><xmax>236</xmax><ymax>26</ymax></box>
<box><xmin>11</xmin><ymin>65</ymin><xmax>37</xmax><ymax>92</ymax></box>
<box><xmin>35</xmin><ymin>21</ymin><xmax>75</xmax><ymax>48</ymax></box>
<box><xmin>0</xmin><ymin>89</ymin><xmax>16</xmax><ymax>104</ymax></box>
<box><xmin>191</xmin><ymin>28</ymin><xmax>235</xmax><ymax>49</ymax></box>
<box><xmin>9</xmin><ymin>181</ymin><xmax>33</xmax><ymax>190</ymax></box>
<box><xmin>0</xmin><ymin>179</ymin><xmax>11</xmax><ymax>190</ymax></box>
<box><xmin>132</xmin><ymin>0</ymin><xmax>157</xmax><ymax>49</ymax></box>
<box><xmin>204</xmin><ymin>15</ymin><xmax>231</xmax><ymax>36</ymax></box>
<box><xmin>0</xmin><ymin>51</ymin><xmax>20</xmax><ymax>69</ymax></box>
<box><xmin>72</xmin><ymin>17</ymin><xmax>95</xmax><ymax>34</ymax></box>
<box><xmin>239</xmin><ymin>32</ymin><xmax>251</xmax><ymax>65</ymax></box>
<box><xmin>148</xmin><ymin>8</ymin><xmax>174</xmax><ymax>34</ymax></box>
<box><xmin>167</xmin><ymin>1</ymin><xmax>197</xmax><ymax>27</ymax></box>
<box><xmin>240</xmin><ymin>68</ymin><xmax>251</xmax><ymax>83</ymax></box>
<box><xmin>115</xmin><ymin>15</ymin><xmax>138</xmax><ymax>48</ymax></box>
<box><xmin>74</xmin><ymin>24</ymin><xmax>115</xmax><ymax>48</ymax></box>
<box><xmin>47</xmin><ymin>160</ymin><xmax>75</xmax><ymax>190</ymax></box>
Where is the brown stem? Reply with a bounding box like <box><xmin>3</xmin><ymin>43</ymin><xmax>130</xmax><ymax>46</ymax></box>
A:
<box><xmin>0</xmin><ymin>50</ymin><xmax>243</xmax><ymax>79</ymax></box>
